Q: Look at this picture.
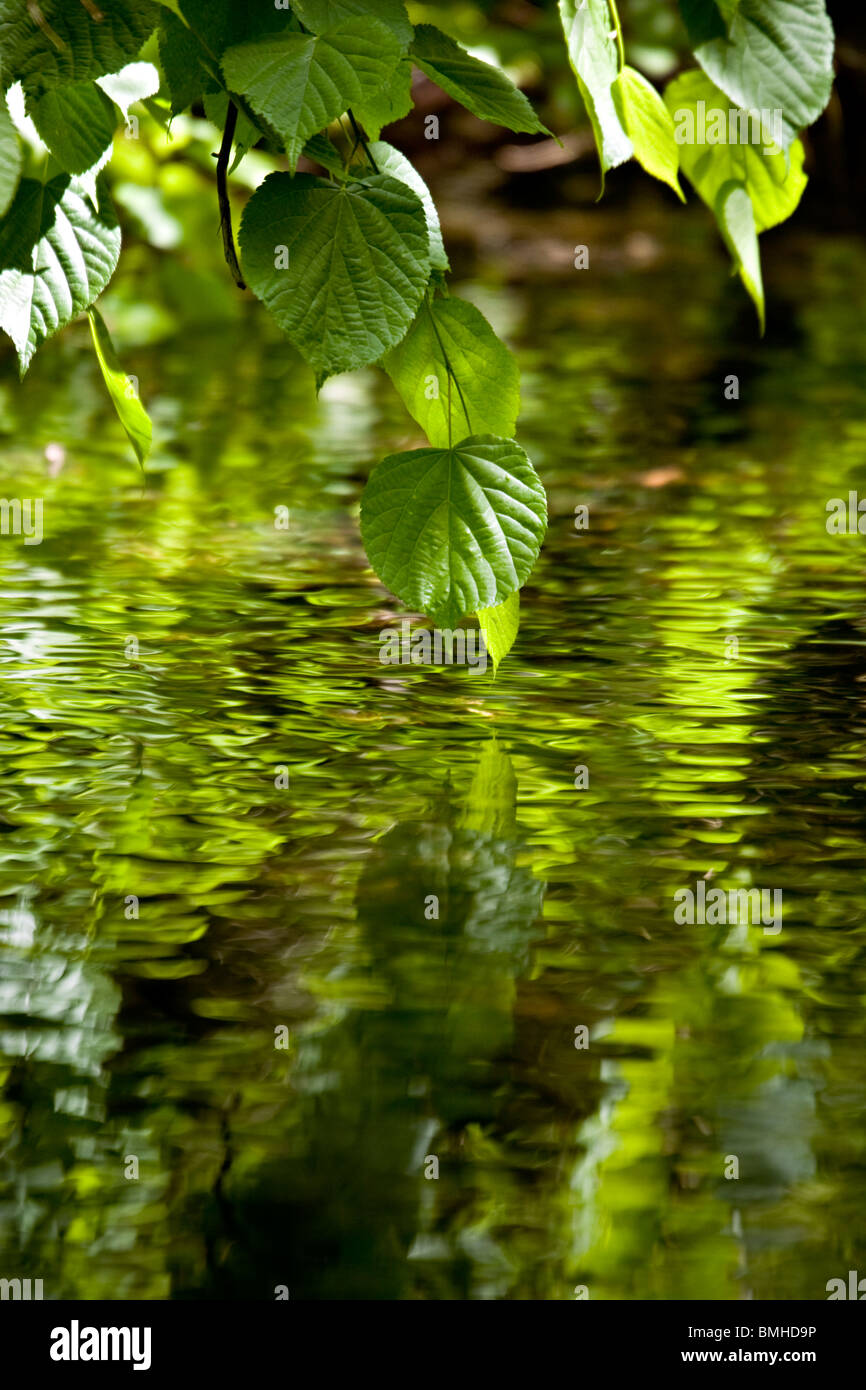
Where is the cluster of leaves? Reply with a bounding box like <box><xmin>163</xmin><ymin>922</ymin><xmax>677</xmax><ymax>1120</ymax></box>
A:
<box><xmin>561</xmin><ymin>0</ymin><xmax>835</xmax><ymax>330</ymax></box>
<box><xmin>0</xmin><ymin>0</ymin><xmax>837</xmax><ymax>670</ymax></box>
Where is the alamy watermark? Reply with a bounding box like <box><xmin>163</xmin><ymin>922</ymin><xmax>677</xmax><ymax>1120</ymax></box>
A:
<box><xmin>674</xmin><ymin>881</ymin><xmax>782</xmax><ymax>934</ymax></box>
<box><xmin>0</xmin><ymin>497</ymin><xmax>42</xmax><ymax>544</ymax></box>
<box><xmin>379</xmin><ymin>619</ymin><xmax>488</xmax><ymax>673</ymax></box>
<box><xmin>673</xmin><ymin>101</ymin><xmax>783</xmax><ymax>158</ymax></box>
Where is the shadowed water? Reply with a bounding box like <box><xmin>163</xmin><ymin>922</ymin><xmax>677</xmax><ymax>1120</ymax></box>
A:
<box><xmin>1</xmin><ymin>209</ymin><xmax>865</xmax><ymax>1300</ymax></box>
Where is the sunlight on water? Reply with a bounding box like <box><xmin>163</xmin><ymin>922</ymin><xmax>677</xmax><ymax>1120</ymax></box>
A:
<box><xmin>1</xmin><ymin>222</ymin><xmax>865</xmax><ymax>1299</ymax></box>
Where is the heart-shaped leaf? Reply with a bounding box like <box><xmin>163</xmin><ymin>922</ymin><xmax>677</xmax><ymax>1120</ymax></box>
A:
<box><xmin>239</xmin><ymin>171</ymin><xmax>430</xmax><ymax>380</ymax></box>
<box><xmin>222</xmin><ymin>18</ymin><xmax>403</xmax><ymax>171</ymax></box>
<box><xmin>681</xmin><ymin>0</ymin><xmax>834</xmax><ymax>150</ymax></box>
<box><xmin>382</xmin><ymin>295</ymin><xmax>519</xmax><ymax>447</ymax></box>
<box><xmin>360</xmin><ymin>434</ymin><xmax>546</xmax><ymax>625</ymax></box>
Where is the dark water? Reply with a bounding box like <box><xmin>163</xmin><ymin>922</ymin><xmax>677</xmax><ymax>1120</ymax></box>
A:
<box><xmin>1</xmin><ymin>205</ymin><xmax>865</xmax><ymax>1300</ymax></box>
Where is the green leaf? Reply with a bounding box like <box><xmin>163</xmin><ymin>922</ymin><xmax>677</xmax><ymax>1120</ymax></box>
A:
<box><xmin>293</xmin><ymin>0</ymin><xmax>413</xmax><ymax>48</ymax></box>
<box><xmin>367</xmin><ymin>140</ymin><xmax>447</xmax><ymax>272</ymax></box>
<box><xmin>353</xmin><ymin>57</ymin><xmax>413</xmax><ymax>140</ymax></box>
<box><xmin>302</xmin><ymin>131</ymin><xmax>347</xmax><ymax>177</ymax></box>
<box><xmin>360</xmin><ymin>434</ymin><xmax>547</xmax><ymax>626</ymax></box>
<box><xmin>88</xmin><ymin>305</ymin><xmax>152</xmax><ymax>466</ymax></box>
<box><xmin>0</xmin><ymin>173</ymin><xmax>121</xmax><ymax>374</ymax></box>
<box><xmin>382</xmin><ymin>295</ymin><xmax>519</xmax><ymax>447</ymax></box>
<box><xmin>96</xmin><ymin>60</ymin><xmax>160</xmax><ymax>118</ymax></box>
<box><xmin>158</xmin><ymin>13</ymin><xmax>211</xmax><ymax>114</ymax></box>
<box><xmin>678</xmin><ymin>0</ymin><xmax>730</xmax><ymax>46</ymax></box>
<box><xmin>222</xmin><ymin>18</ymin><xmax>403</xmax><ymax>172</ymax></box>
<box><xmin>666</xmin><ymin>73</ymin><xmax>807</xmax><ymax>232</ymax></box>
<box><xmin>682</xmin><ymin>0</ymin><xmax>834</xmax><ymax>150</ymax></box>
<box><xmin>239</xmin><ymin>171</ymin><xmax>430</xmax><ymax>380</ymax></box>
<box><xmin>0</xmin><ymin>94</ymin><xmax>21</xmax><ymax>217</ymax></box>
<box><xmin>0</xmin><ymin>0</ymin><xmax>160</xmax><ymax>94</ymax></box>
<box><xmin>558</xmin><ymin>0</ymin><xmax>632</xmax><ymax>188</ymax></box>
<box><xmin>28</xmin><ymin>82</ymin><xmax>118</xmax><ymax>176</ymax></box>
<box><xmin>614</xmin><ymin>66</ymin><xmax>684</xmax><ymax>200</ymax></box>
<box><xmin>664</xmin><ymin>71</ymin><xmax>807</xmax><ymax>327</ymax></box>
<box><xmin>410</xmin><ymin>24</ymin><xmax>549</xmax><ymax>135</ymax></box>
<box><xmin>477</xmin><ymin>590</ymin><xmax>520</xmax><ymax>675</ymax></box>
<box><xmin>716</xmin><ymin>180</ymin><xmax>764</xmax><ymax>331</ymax></box>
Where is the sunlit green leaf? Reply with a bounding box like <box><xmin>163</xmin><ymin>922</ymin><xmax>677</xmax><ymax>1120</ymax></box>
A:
<box><xmin>360</xmin><ymin>434</ymin><xmax>547</xmax><ymax>625</ymax></box>
<box><xmin>614</xmin><ymin>66</ymin><xmax>684</xmax><ymax>200</ymax></box>
<box><xmin>477</xmin><ymin>590</ymin><xmax>520</xmax><ymax>675</ymax></box>
<box><xmin>367</xmin><ymin>141</ymin><xmax>447</xmax><ymax>272</ymax></box>
<box><xmin>558</xmin><ymin>0</ymin><xmax>632</xmax><ymax>188</ymax></box>
<box><xmin>382</xmin><ymin>295</ymin><xmax>518</xmax><ymax>447</ymax></box>
<box><xmin>410</xmin><ymin>23</ymin><xmax>549</xmax><ymax>135</ymax></box>
<box><xmin>665</xmin><ymin>70</ymin><xmax>807</xmax><ymax>327</ymax></box>
<box><xmin>88</xmin><ymin>305</ymin><xmax>152</xmax><ymax>467</ymax></box>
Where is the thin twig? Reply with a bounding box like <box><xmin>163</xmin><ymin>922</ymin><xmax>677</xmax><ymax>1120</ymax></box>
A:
<box><xmin>217</xmin><ymin>102</ymin><xmax>246</xmax><ymax>290</ymax></box>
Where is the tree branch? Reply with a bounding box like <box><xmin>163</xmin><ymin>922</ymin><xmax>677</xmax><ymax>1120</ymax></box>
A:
<box><xmin>217</xmin><ymin>102</ymin><xmax>246</xmax><ymax>290</ymax></box>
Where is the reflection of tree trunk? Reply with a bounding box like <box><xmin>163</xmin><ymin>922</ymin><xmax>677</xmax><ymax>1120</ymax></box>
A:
<box><xmin>179</xmin><ymin>743</ymin><xmax>545</xmax><ymax>1299</ymax></box>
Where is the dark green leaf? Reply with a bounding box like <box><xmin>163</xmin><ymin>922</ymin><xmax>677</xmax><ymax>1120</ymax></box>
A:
<box><xmin>239</xmin><ymin>171</ymin><xmax>430</xmax><ymax>379</ymax></box>
<box><xmin>222</xmin><ymin>18</ymin><xmax>403</xmax><ymax>171</ymax></box>
<box><xmin>28</xmin><ymin>82</ymin><xmax>118</xmax><ymax>176</ymax></box>
<box><xmin>293</xmin><ymin>0</ymin><xmax>412</xmax><ymax>48</ymax></box>
<box><xmin>0</xmin><ymin>0</ymin><xmax>160</xmax><ymax>94</ymax></box>
<box><xmin>410</xmin><ymin>23</ymin><xmax>549</xmax><ymax>135</ymax></box>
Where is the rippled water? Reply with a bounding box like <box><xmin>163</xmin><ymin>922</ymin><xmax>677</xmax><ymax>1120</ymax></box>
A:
<box><xmin>1</xmin><ymin>207</ymin><xmax>865</xmax><ymax>1300</ymax></box>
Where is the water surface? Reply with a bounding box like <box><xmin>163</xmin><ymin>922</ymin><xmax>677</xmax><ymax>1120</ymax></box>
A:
<box><xmin>1</xmin><ymin>207</ymin><xmax>865</xmax><ymax>1299</ymax></box>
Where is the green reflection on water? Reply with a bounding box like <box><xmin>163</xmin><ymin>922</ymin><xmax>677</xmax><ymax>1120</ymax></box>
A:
<box><xmin>1</xmin><ymin>220</ymin><xmax>865</xmax><ymax>1300</ymax></box>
